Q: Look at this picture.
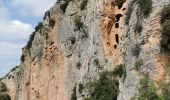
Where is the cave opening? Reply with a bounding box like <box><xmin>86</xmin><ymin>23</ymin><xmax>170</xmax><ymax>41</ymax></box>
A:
<box><xmin>115</xmin><ymin>23</ymin><xmax>119</xmax><ymax>28</ymax></box>
<box><xmin>115</xmin><ymin>14</ymin><xmax>123</xmax><ymax>22</ymax></box>
<box><xmin>114</xmin><ymin>45</ymin><xmax>117</xmax><ymax>49</ymax></box>
<box><xmin>115</xmin><ymin>34</ymin><xmax>119</xmax><ymax>44</ymax></box>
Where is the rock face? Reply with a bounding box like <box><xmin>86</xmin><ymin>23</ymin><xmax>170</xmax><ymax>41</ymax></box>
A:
<box><xmin>2</xmin><ymin>0</ymin><xmax>170</xmax><ymax>100</ymax></box>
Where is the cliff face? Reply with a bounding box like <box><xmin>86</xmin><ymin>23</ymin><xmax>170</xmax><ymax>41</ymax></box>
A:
<box><xmin>1</xmin><ymin>0</ymin><xmax>170</xmax><ymax>100</ymax></box>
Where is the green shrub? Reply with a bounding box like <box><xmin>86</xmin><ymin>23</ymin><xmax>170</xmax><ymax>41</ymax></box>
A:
<box><xmin>78</xmin><ymin>84</ymin><xmax>84</xmax><ymax>93</ymax></box>
<box><xmin>35</xmin><ymin>22</ymin><xmax>43</xmax><ymax>32</ymax></box>
<box><xmin>125</xmin><ymin>1</ymin><xmax>134</xmax><ymax>25</ymax></box>
<box><xmin>49</xmin><ymin>19</ymin><xmax>55</xmax><ymax>28</ymax></box>
<box><xmin>132</xmin><ymin>45</ymin><xmax>141</xmax><ymax>57</ymax></box>
<box><xmin>88</xmin><ymin>71</ymin><xmax>119</xmax><ymax>100</ymax></box>
<box><xmin>60</xmin><ymin>0</ymin><xmax>71</xmax><ymax>13</ymax></box>
<box><xmin>160</xmin><ymin>4</ymin><xmax>170</xmax><ymax>51</ymax></box>
<box><xmin>74</xmin><ymin>16</ymin><xmax>83</xmax><ymax>30</ymax></box>
<box><xmin>43</xmin><ymin>11</ymin><xmax>50</xmax><ymax>20</ymax></box>
<box><xmin>71</xmin><ymin>86</ymin><xmax>77</xmax><ymax>100</ymax></box>
<box><xmin>20</xmin><ymin>55</ymin><xmax>25</xmax><ymax>62</ymax></box>
<box><xmin>161</xmin><ymin>20</ymin><xmax>170</xmax><ymax>36</ymax></box>
<box><xmin>161</xmin><ymin>4</ymin><xmax>170</xmax><ymax>24</ymax></box>
<box><xmin>135</xmin><ymin>22</ymin><xmax>143</xmax><ymax>33</ymax></box>
<box><xmin>132</xmin><ymin>76</ymin><xmax>160</xmax><ymax>100</ymax></box>
<box><xmin>135</xmin><ymin>59</ymin><xmax>143</xmax><ymax>71</ymax></box>
<box><xmin>0</xmin><ymin>82</ymin><xmax>7</xmax><ymax>92</ymax></box>
<box><xmin>10</xmin><ymin>66</ymin><xmax>19</xmax><ymax>72</ymax></box>
<box><xmin>80</xmin><ymin>0</ymin><xmax>88</xmax><ymax>10</ymax></box>
<box><xmin>93</xmin><ymin>59</ymin><xmax>99</xmax><ymax>66</ymax></box>
<box><xmin>114</xmin><ymin>64</ymin><xmax>125</xmax><ymax>78</ymax></box>
<box><xmin>136</xmin><ymin>0</ymin><xmax>152</xmax><ymax>17</ymax></box>
<box><xmin>161</xmin><ymin>83</ymin><xmax>170</xmax><ymax>100</ymax></box>
<box><xmin>0</xmin><ymin>93</ymin><xmax>11</xmax><ymax>100</ymax></box>
<box><xmin>25</xmin><ymin>32</ymin><xmax>36</xmax><ymax>50</ymax></box>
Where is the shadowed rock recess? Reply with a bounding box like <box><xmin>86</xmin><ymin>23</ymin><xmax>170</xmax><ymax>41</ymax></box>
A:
<box><xmin>1</xmin><ymin>0</ymin><xmax>170</xmax><ymax>100</ymax></box>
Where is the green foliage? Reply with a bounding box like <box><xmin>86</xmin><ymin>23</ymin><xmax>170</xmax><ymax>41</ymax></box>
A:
<box><xmin>132</xmin><ymin>76</ymin><xmax>160</xmax><ymax>100</ymax></box>
<box><xmin>80</xmin><ymin>0</ymin><xmax>88</xmax><ymax>10</ymax></box>
<box><xmin>71</xmin><ymin>86</ymin><xmax>77</xmax><ymax>100</ymax></box>
<box><xmin>161</xmin><ymin>83</ymin><xmax>170</xmax><ymax>100</ymax></box>
<box><xmin>160</xmin><ymin>4</ymin><xmax>170</xmax><ymax>51</ymax></box>
<box><xmin>60</xmin><ymin>0</ymin><xmax>71</xmax><ymax>13</ymax></box>
<box><xmin>25</xmin><ymin>32</ymin><xmax>36</xmax><ymax>50</ymax></box>
<box><xmin>161</xmin><ymin>4</ymin><xmax>170</xmax><ymax>24</ymax></box>
<box><xmin>78</xmin><ymin>84</ymin><xmax>84</xmax><ymax>93</ymax></box>
<box><xmin>132</xmin><ymin>45</ymin><xmax>141</xmax><ymax>57</ymax></box>
<box><xmin>74</xmin><ymin>16</ymin><xmax>83</xmax><ymax>30</ymax></box>
<box><xmin>0</xmin><ymin>82</ymin><xmax>10</xmax><ymax>100</ymax></box>
<box><xmin>0</xmin><ymin>93</ymin><xmax>11</xmax><ymax>100</ymax></box>
<box><xmin>0</xmin><ymin>82</ymin><xmax>7</xmax><ymax>92</ymax></box>
<box><xmin>114</xmin><ymin>64</ymin><xmax>126</xmax><ymax>78</ymax></box>
<box><xmin>93</xmin><ymin>59</ymin><xmax>99</xmax><ymax>66</ymax></box>
<box><xmin>20</xmin><ymin>55</ymin><xmax>25</xmax><ymax>62</ymax></box>
<box><xmin>136</xmin><ymin>0</ymin><xmax>152</xmax><ymax>17</ymax></box>
<box><xmin>88</xmin><ymin>71</ymin><xmax>119</xmax><ymax>100</ymax></box>
<box><xmin>135</xmin><ymin>59</ymin><xmax>143</xmax><ymax>71</ymax></box>
<box><xmin>135</xmin><ymin>22</ymin><xmax>143</xmax><ymax>33</ymax></box>
<box><xmin>35</xmin><ymin>22</ymin><xmax>43</xmax><ymax>32</ymax></box>
<box><xmin>161</xmin><ymin>20</ymin><xmax>170</xmax><ymax>36</ymax></box>
<box><xmin>10</xmin><ymin>66</ymin><xmax>19</xmax><ymax>72</ymax></box>
<box><xmin>125</xmin><ymin>1</ymin><xmax>134</xmax><ymax>25</ymax></box>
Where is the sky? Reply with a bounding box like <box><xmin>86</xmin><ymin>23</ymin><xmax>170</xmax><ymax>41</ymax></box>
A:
<box><xmin>0</xmin><ymin>0</ymin><xmax>56</xmax><ymax>77</ymax></box>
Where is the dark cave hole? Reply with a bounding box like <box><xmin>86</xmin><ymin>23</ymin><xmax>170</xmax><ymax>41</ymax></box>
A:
<box><xmin>114</xmin><ymin>45</ymin><xmax>117</xmax><ymax>49</ymax></box>
<box><xmin>115</xmin><ymin>23</ymin><xmax>119</xmax><ymax>28</ymax></box>
<box><xmin>115</xmin><ymin>14</ymin><xmax>123</xmax><ymax>22</ymax></box>
<box><xmin>115</xmin><ymin>34</ymin><xmax>119</xmax><ymax>44</ymax></box>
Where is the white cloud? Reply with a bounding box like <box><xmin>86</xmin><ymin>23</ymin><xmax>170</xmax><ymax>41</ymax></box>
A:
<box><xmin>0</xmin><ymin>20</ymin><xmax>33</xmax><ymax>41</ymax></box>
<box><xmin>11</xmin><ymin>0</ymin><xmax>56</xmax><ymax>16</ymax></box>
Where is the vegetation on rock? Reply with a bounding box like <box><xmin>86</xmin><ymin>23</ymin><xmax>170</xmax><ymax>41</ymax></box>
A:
<box><xmin>80</xmin><ymin>0</ymin><xmax>88</xmax><ymax>10</ymax></box>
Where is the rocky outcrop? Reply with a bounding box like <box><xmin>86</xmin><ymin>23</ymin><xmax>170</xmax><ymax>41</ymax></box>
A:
<box><xmin>2</xmin><ymin>0</ymin><xmax>170</xmax><ymax>100</ymax></box>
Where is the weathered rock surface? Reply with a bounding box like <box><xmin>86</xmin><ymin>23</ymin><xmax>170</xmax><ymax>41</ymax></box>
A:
<box><xmin>1</xmin><ymin>0</ymin><xmax>170</xmax><ymax>100</ymax></box>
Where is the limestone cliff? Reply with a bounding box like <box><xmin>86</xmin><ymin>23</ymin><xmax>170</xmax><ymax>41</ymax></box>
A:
<box><xmin>1</xmin><ymin>0</ymin><xmax>170</xmax><ymax>100</ymax></box>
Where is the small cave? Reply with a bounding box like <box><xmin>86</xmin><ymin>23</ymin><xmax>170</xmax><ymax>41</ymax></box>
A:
<box><xmin>115</xmin><ymin>14</ymin><xmax>123</xmax><ymax>22</ymax></box>
<box><xmin>122</xmin><ymin>8</ymin><xmax>126</xmax><ymax>11</ymax></box>
<box><xmin>115</xmin><ymin>0</ymin><xmax>126</xmax><ymax>9</ymax></box>
<box><xmin>114</xmin><ymin>45</ymin><xmax>117</xmax><ymax>49</ymax></box>
<box><xmin>115</xmin><ymin>34</ymin><xmax>119</xmax><ymax>44</ymax></box>
<box><xmin>115</xmin><ymin>23</ymin><xmax>119</xmax><ymax>28</ymax></box>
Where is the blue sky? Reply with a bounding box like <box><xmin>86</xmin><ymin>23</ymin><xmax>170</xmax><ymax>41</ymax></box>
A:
<box><xmin>0</xmin><ymin>0</ymin><xmax>56</xmax><ymax>77</ymax></box>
